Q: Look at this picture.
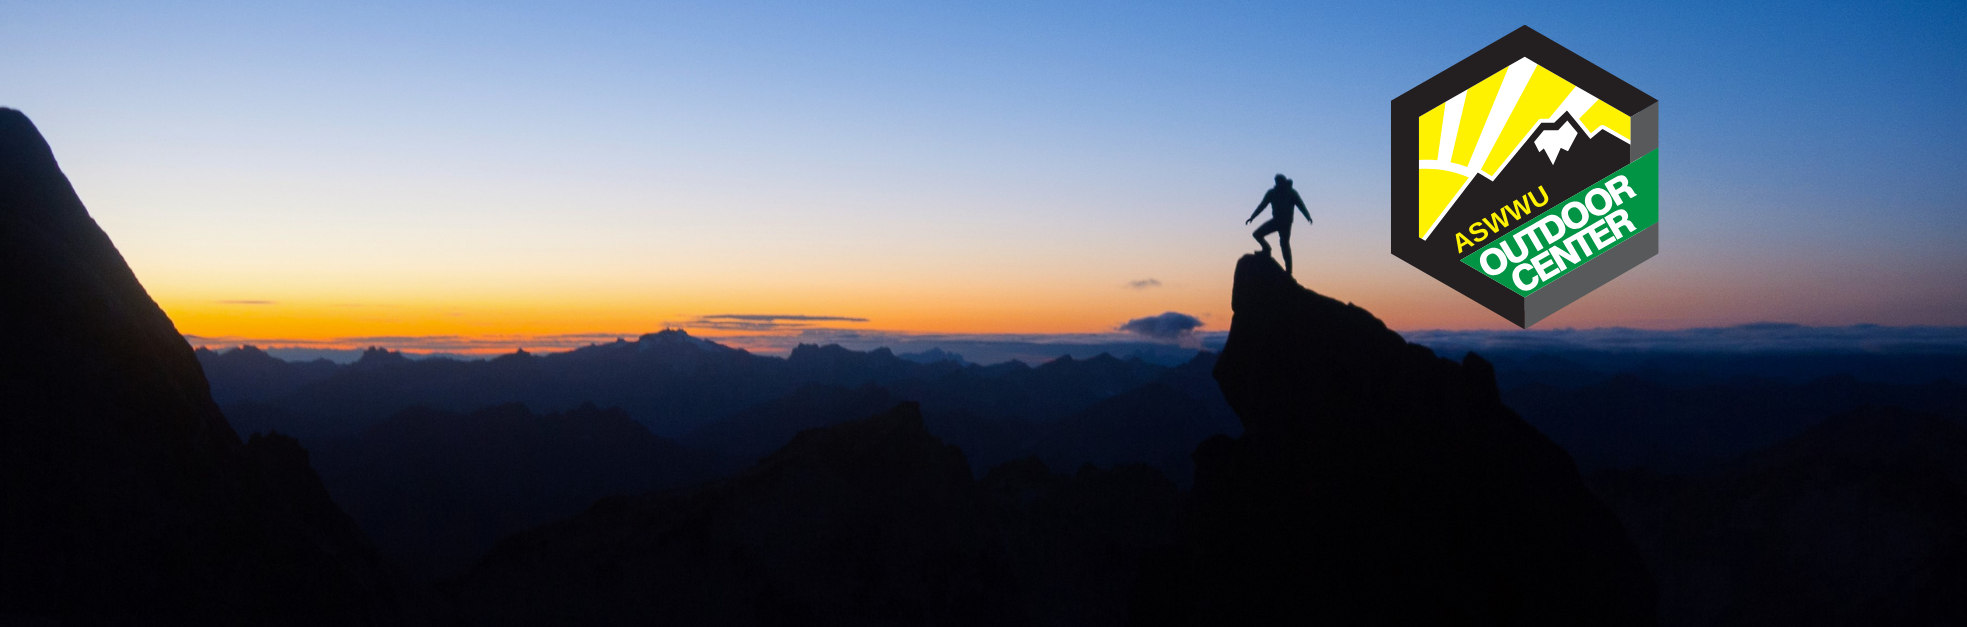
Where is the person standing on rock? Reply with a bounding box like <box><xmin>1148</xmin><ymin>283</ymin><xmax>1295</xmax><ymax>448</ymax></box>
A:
<box><xmin>1246</xmin><ymin>174</ymin><xmax>1312</xmax><ymax>274</ymax></box>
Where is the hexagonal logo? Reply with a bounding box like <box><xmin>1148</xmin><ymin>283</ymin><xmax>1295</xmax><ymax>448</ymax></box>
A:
<box><xmin>1393</xmin><ymin>26</ymin><xmax>1658</xmax><ymax>327</ymax></box>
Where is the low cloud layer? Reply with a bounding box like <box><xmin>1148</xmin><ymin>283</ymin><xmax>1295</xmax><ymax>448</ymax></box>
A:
<box><xmin>216</xmin><ymin>300</ymin><xmax>276</xmax><ymax>305</ymax></box>
<box><xmin>673</xmin><ymin>314</ymin><xmax>870</xmax><ymax>331</ymax></box>
<box><xmin>1125</xmin><ymin>279</ymin><xmax>1162</xmax><ymax>290</ymax></box>
<box><xmin>1118</xmin><ymin>311</ymin><xmax>1204</xmax><ymax>343</ymax></box>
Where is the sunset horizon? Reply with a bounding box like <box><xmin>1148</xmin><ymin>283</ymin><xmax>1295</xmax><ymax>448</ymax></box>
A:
<box><xmin>9</xmin><ymin>2</ymin><xmax>1962</xmax><ymax>349</ymax></box>
<box><xmin>7</xmin><ymin>3</ymin><xmax>1966</xmax><ymax>624</ymax></box>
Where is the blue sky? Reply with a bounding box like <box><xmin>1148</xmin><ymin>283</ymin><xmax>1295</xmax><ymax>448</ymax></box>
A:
<box><xmin>3</xmin><ymin>0</ymin><xmax>1962</xmax><ymax>342</ymax></box>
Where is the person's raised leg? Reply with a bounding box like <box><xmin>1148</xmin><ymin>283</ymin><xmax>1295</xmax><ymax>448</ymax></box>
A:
<box><xmin>1252</xmin><ymin>221</ymin><xmax>1277</xmax><ymax>255</ymax></box>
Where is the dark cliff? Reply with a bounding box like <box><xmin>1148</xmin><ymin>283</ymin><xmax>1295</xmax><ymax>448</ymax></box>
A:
<box><xmin>0</xmin><ymin>108</ymin><xmax>407</xmax><ymax>625</ymax></box>
<box><xmin>1133</xmin><ymin>254</ymin><xmax>1656</xmax><ymax>625</ymax></box>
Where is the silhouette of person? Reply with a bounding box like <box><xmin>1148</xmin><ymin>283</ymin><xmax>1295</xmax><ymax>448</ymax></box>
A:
<box><xmin>1246</xmin><ymin>174</ymin><xmax>1312</xmax><ymax>274</ymax></box>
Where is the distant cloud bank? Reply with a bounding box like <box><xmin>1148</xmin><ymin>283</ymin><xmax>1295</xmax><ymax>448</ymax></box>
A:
<box><xmin>672</xmin><ymin>314</ymin><xmax>870</xmax><ymax>331</ymax></box>
<box><xmin>1118</xmin><ymin>312</ymin><xmax>1204</xmax><ymax>343</ymax></box>
<box><xmin>1125</xmin><ymin>279</ymin><xmax>1162</xmax><ymax>290</ymax></box>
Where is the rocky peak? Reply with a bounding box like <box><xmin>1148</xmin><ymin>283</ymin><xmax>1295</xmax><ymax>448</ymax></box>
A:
<box><xmin>1133</xmin><ymin>254</ymin><xmax>1656</xmax><ymax>626</ymax></box>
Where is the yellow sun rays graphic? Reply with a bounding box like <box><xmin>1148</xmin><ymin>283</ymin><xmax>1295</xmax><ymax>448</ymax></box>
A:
<box><xmin>1416</xmin><ymin>58</ymin><xmax>1632</xmax><ymax>240</ymax></box>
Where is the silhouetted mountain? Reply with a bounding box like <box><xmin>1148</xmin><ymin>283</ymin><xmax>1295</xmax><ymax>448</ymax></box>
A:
<box><xmin>900</xmin><ymin>347</ymin><xmax>970</xmax><ymax>365</ymax></box>
<box><xmin>1593</xmin><ymin>406</ymin><xmax>1967</xmax><ymax>626</ymax></box>
<box><xmin>676</xmin><ymin>352</ymin><xmax>1240</xmax><ymax>483</ymax></box>
<box><xmin>220</xmin><ymin>331</ymin><xmax>1172</xmax><ymax>441</ymax></box>
<box><xmin>1444</xmin><ymin>340</ymin><xmax>1967</xmax><ymax>388</ymax></box>
<box><xmin>920</xmin><ymin>407</ymin><xmax>1040</xmax><ymax>473</ymax></box>
<box><xmin>1132</xmin><ymin>255</ymin><xmax>1655</xmax><ymax>625</ymax></box>
<box><xmin>677</xmin><ymin>380</ymin><xmax>1041</xmax><ymax>475</ymax></box>
<box><xmin>683</xmin><ymin>383</ymin><xmax>905</xmax><ymax>464</ymax></box>
<box><xmin>1024</xmin><ymin>351</ymin><xmax>1240</xmax><ymax>485</ymax></box>
<box><xmin>448</xmin><ymin>402</ymin><xmax>1025</xmax><ymax>626</ymax></box>
<box><xmin>0</xmin><ymin>108</ymin><xmax>409</xmax><ymax>624</ymax></box>
<box><xmin>307</xmin><ymin>403</ymin><xmax>722</xmax><ymax>583</ymax></box>
<box><xmin>198</xmin><ymin>345</ymin><xmax>341</xmax><ymax>404</ymax></box>
<box><xmin>1486</xmin><ymin>350</ymin><xmax>1967</xmax><ymax>390</ymax></box>
<box><xmin>1509</xmin><ymin>373</ymin><xmax>1967</xmax><ymax>472</ymax></box>
<box><xmin>981</xmin><ymin>458</ymin><xmax>1181</xmax><ymax>627</ymax></box>
<box><xmin>1027</xmin><ymin>382</ymin><xmax>1236</xmax><ymax>485</ymax></box>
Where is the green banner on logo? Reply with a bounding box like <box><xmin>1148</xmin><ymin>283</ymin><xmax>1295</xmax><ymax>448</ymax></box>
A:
<box><xmin>1460</xmin><ymin>150</ymin><xmax>1658</xmax><ymax>297</ymax></box>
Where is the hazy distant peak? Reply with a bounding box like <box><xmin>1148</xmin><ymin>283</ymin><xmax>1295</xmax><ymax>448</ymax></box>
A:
<box><xmin>637</xmin><ymin>328</ymin><xmax>736</xmax><ymax>352</ymax></box>
<box><xmin>898</xmin><ymin>347</ymin><xmax>968</xmax><ymax>365</ymax></box>
<box><xmin>353</xmin><ymin>346</ymin><xmax>409</xmax><ymax>367</ymax></box>
<box><xmin>787</xmin><ymin>342</ymin><xmax>898</xmax><ymax>363</ymax></box>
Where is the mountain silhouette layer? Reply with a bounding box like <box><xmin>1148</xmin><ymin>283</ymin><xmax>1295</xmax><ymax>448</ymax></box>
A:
<box><xmin>220</xmin><ymin>333</ymin><xmax>1178</xmax><ymax>441</ymax></box>
<box><xmin>683</xmin><ymin>382</ymin><xmax>906</xmax><ymax>464</ymax></box>
<box><xmin>197</xmin><ymin>345</ymin><xmax>340</xmax><ymax>405</ymax></box>
<box><xmin>1510</xmin><ymin>372</ymin><xmax>1967</xmax><ymax>473</ymax></box>
<box><xmin>309</xmin><ymin>402</ymin><xmax>723</xmax><ymax>583</ymax></box>
<box><xmin>448</xmin><ymin>402</ymin><xmax>1025</xmax><ymax>626</ymax></box>
<box><xmin>1595</xmin><ymin>406</ymin><xmax>1967</xmax><ymax>626</ymax></box>
<box><xmin>0</xmin><ymin>108</ymin><xmax>410</xmax><ymax>624</ymax></box>
<box><xmin>1132</xmin><ymin>254</ymin><xmax>1656</xmax><ymax>626</ymax></box>
<box><xmin>669</xmin><ymin>352</ymin><xmax>1240</xmax><ymax>482</ymax></box>
<box><xmin>980</xmin><ymin>457</ymin><xmax>1181</xmax><ymax>627</ymax></box>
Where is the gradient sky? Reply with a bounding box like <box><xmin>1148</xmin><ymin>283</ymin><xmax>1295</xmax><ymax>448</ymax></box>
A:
<box><xmin>3</xmin><ymin>0</ymin><xmax>1963</xmax><ymax>346</ymax></box>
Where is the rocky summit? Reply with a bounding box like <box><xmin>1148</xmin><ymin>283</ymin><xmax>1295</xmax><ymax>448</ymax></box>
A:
<box><xmin>1132</xmin><ymin>254</ymin><xmax>1657</xmax><ymax>626</ymax></box>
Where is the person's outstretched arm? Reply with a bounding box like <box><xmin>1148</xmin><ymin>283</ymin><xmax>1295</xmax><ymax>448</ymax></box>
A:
<box><xmin>1246</xmin><ymin>196</ymin><xmax>1270</xmax><ymax>224</ymax></box>
<box><xmin>1294</xmin><ymin>192</ymin><xmax>1312</xmax><ymax>222</ymax></box>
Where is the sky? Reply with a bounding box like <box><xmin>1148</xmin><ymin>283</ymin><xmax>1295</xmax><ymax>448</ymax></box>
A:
<box><xmin>3</xmin><ymin>0</ymin><xmax>1963</xmax><ymax>352</ymax></box>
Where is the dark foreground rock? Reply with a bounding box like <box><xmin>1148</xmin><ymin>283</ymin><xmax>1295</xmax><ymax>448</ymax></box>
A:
<box><xmin>981</xmin><ymin>458</ymin><xmax>1181</xmax><ymax>627</ymax></box>
<box><xmin>1131</xmin><ymin>254</ymin><xmax>1656</xmax><ymax>626</ymax></box>
<box><xmin>0</xmin><ymin>108</ymin><xmax>411</xmax><ymax>624</ymax></box>
<box><xmin>448</xmin><ymin>402</ymin><xmax>1025</xmax><ymax>626</ymax></box>
<box><xmin>311</xmin><ymin>402</ymin><xmax>724</xmax><ymax>583</ymax></box>
<box><xmin>1595</xmin><ymin>406</ymin><xmax>1967</xmax><ymax>626</ymax></box>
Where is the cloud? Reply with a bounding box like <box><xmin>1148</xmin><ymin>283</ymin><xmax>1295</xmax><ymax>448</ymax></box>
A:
<box><xmin>216</xmin><ymin>300</ymin><xmax>276</xmax><ymax>305</ymax></box>
<box><xmin>700</xmin><ymin>314</ymin><xmax>870</xmax><ymax>322</ymax></box>
<box><xmin>1118</xmin><ymin>311</ymin><xmax>1204</xmax><ymax>344</ymax></box>
<box><xmin>1124</xmin><ymin>278</ymin><xmax>1162</xmax><ymax>290</ymax></box>
<box><xmin>675</xmin><ymin>314</ymin><xmax>871</xmax><ymax>331</ymax></box>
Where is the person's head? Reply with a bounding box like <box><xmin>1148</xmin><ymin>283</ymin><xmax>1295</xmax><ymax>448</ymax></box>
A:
<box><xmin>1275</xmin><ymin>174</ymin><xmax>1292</xmax><ymax>188</ymax></box>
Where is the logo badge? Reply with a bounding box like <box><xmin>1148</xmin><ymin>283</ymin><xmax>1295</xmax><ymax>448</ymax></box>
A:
<box><xmin>1393</xmin><ymin>27</ymin><xmax>1658</xmax><ymax>327</ymax></box>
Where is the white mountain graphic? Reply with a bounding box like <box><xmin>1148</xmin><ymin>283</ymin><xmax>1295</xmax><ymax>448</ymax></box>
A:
<box><xmin>1533</xmin><ymin>119</ymin><xmax>1581</xmax><ymax>164</ymax></box>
